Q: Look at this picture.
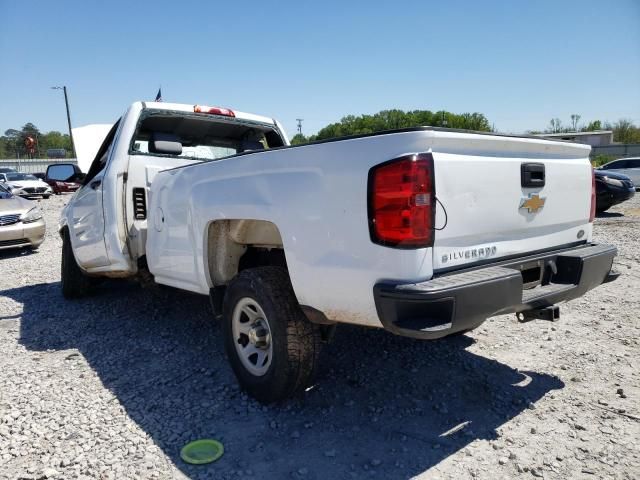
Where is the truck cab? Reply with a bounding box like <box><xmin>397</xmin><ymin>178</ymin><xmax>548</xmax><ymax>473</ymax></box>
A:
<box><xmin>60</xmin><ymin>102</ymin><xmax>288</xmax><ymax>275</ymax></box>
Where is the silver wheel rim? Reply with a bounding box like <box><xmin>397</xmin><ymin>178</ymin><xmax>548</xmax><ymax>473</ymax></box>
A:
<box><xmin>231</xmin><ymin>297</ymin><xmax>273</xmax><ymax>377</ymax></box>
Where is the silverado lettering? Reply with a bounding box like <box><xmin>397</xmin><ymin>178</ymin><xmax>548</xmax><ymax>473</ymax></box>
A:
<box><xmin>441</xmin><ymin>245</ymin><xmax>498</xmax><ymax>264</ymax></box>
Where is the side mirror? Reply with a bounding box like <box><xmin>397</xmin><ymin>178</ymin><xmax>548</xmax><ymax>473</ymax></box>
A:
<box><xmin>46</xmin><ymin>163</ymin><xmax>80</xmax><ymax>182</ymax></box>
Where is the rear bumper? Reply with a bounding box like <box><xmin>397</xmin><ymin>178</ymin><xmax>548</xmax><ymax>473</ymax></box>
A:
<box><xmin>53</xmin><ymin>184</ymin><xmax>80</xmax><ymax>193</ymax></box>
<box><xmin>612</xmin><ymin>188</ymin><xmax>635</xmax><ymax>204</ymax></box>
<box><xmin>598</xmin><ymin>186</ymin><xmax>635</xmax><ymax>209</ymax></box>
<box><xmin>373</xmin><ymin>243</ymin><xmax>617</xmax><ymax>340</ymax></box>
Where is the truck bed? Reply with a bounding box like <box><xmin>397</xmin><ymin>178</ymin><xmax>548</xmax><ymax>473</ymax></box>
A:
<box><xmin>146</xmin><ymin>127</ymin><xmax>593</xmax><ymax>329</ymax></box>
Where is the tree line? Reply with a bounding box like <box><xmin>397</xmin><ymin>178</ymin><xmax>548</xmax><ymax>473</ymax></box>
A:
<box><xmin>290</xmin><ymin>109</ymin><xmax>491</xmax><ymax>144</ymax></box>
<box><xmin>531</xmin><ymin>114</ymin><xmax>640</xmax><ymax>144</ymax></box>
<box><xmin>0</xmin><ymin>123</ymin><xmax>72</xmax><ymax>159</ymax></box>
<box><xmin>2</xmin><ymin>111</ymin><xmax>639</xmax><ymax>157</ymax></box>
<box><xmin>292</xmin><ymin>110</ymin><xmax>640</xmax><ymax>145</ymax></box>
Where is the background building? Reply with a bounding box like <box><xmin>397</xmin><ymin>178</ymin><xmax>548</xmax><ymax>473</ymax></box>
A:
<box><xmin>534</xmin><ymin>130</ymin><xmax>614</xmax><ymax>147</ymax></box>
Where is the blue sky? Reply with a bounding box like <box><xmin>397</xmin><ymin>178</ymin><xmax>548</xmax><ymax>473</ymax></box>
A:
<box><xmin>1</xmin><ymin>0</ymin><xmax>638</xmax><ymax>138</ymax></box>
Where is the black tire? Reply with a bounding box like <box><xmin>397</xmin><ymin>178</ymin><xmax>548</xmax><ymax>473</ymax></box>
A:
<box><xmin>43</xmin><ymin>195</ymin><xmax>50</xmax><ymax>199</ymax></box>
<box><xmin>221</xmin><ymin>267</ymin><xmax>322</xmax><ymax>403</ymax></box>
<box><xmin>61</xmin><ymin>228</ymin><xmax>92</xmax><ymax>299</ymax></box>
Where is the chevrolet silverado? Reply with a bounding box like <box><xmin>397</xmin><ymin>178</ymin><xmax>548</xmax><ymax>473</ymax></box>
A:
<box><xmin>60</xmin><ymin>101</ymin><xmax>617</xmax><ymax>402</ymax></box>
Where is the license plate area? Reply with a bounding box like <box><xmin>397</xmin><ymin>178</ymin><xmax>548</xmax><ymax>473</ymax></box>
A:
<box><xmin>518</xmin><ymin>260</ymin><xmax>543</xmax><ymax>289</ymax></box>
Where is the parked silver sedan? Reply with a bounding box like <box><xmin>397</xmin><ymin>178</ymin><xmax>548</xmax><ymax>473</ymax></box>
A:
<box><xmin>0</xmin><ymin>183</ymin><xmax>46</xmax><ymax>250</ymax></box>
<box><xmin>598</xmin><ymin>157</ymin><xmax>640</xmax><ymax>189</ymax></box>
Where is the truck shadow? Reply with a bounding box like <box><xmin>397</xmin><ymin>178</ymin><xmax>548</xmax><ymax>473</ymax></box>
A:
<box><xmin>596</xmin><ymin>211</ymin><xmax>624</xmax><ymax>218</ymax></box>
<box><xmin>9</xmin><ymin>281</ymin><xmax>564</xmax><ymax>479</ymax></box>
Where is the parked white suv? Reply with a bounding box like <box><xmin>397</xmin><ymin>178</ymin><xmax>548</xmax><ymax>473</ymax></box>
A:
<box><xmin>598</xmin><ymin>157</ymin><xmax>640</xmax><ymax>188</ymax></box>
<box><xmin>59</xmin><ymin>101</ymin><xmax>617</xmax><ymax>402</ymax></box>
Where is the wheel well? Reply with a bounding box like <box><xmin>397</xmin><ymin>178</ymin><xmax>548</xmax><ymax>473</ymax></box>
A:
<box><xmin>206</xmin><ymin>219</ymin><xmax>285</xmax><ymax>286</ymax></box>
<box><xmin>239</xmin><ymin>247</ymin><xmax>287</xmax><ymax>271</ymax></box>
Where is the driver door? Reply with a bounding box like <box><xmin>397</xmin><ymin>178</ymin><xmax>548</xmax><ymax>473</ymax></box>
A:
<box><xmin>67</xmin><ymin>121</ymin><xmax>119</xmax><ymax>269</ymax></box>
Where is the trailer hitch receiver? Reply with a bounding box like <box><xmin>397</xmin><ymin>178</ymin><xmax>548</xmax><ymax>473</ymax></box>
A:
<box><xmin>517</xmin><ymin>305</ymin><xmax>560</xmax><ymax>323</ymax></box>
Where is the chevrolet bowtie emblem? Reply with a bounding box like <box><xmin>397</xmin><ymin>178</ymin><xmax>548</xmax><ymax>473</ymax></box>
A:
<box><xmin>520</xmin><ymin>194</ymin><xmax>546</xmax><ymax>213</ymax></box>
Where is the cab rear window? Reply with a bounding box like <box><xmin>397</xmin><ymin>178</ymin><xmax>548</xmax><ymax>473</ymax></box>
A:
<box><xmin>129</xmin><ymin>110</ymin><xmax>284</xmax><ymax>162</ymax></box>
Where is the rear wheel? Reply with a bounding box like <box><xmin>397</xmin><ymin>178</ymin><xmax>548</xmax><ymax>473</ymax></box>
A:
<box><xmin>221</xmin><ymin>267</ymin><xmax>322</xmax><ymax>403</ymax></box>
<box><xmin>61</xmin><ymin>228</ymin><xmax>92</xmax><ymax>299</ymax></box>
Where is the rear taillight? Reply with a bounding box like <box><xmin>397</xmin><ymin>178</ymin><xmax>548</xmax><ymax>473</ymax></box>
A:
<box><xmin>368</xmin><ymin>153</ymin><xmax>435</xmax><ymax>248</ymax></box>
<box><xmin>589</xmin><ymin>168</ymin><xmax>596</xmax><ymax>222</ymax></box>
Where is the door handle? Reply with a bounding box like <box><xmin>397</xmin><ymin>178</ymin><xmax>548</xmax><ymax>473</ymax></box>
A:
<box><xmin>90</xmin><ymin>179</ymin><xmax>102</xmax><ymax>190</ymax></box>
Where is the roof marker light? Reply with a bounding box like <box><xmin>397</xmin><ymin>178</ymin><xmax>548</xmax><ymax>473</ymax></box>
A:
<box><xmin>193</xmin><ymin>105</ymin><xmax>235</xmax><ymax>117</ymax></box>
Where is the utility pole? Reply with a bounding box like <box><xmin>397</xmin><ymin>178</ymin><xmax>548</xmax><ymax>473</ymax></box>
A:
<box><xmin>441</xmin><ymin>111</ymin><xmax>447</xmax><ymax>128</ymax></box>
<box><xmin>51</xmin><ymin>86</ymin><xmax>77</xmax><ymax>159</ymax></box>
<box><xmin>296</xmin><ymin>118</ymin><xmax>304</xmax><ymax>135</ymax></box>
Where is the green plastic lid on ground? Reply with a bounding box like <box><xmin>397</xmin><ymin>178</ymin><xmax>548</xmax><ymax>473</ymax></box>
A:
<box><xmin>180</xmin><ymin>439</ymin><xmax>224</xmax><ymax>465</ymax></box>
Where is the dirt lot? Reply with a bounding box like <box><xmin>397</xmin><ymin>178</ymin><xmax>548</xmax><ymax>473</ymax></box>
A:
<box><xmin>1</xmin><ymin>193</ymin><xmax>638</xmax><ymax>480</ymax></box>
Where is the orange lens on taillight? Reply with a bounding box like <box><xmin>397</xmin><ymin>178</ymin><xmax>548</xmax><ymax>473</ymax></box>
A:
<box><xmin>368</xmin><ymin>154</ymin><xmax>435</xmax><ymax>248</ymax></box>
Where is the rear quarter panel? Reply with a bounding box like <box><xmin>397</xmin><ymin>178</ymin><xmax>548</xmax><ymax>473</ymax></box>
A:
<box><xmin>147</xmin><ymin>131</ymin><xmax>439</xmax><ymax>327</ymax></box>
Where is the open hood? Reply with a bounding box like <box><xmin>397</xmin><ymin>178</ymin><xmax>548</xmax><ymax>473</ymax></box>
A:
<box><xmin>72</xmin><ymin>124</ymin><xmax>114</xmax><ymax>173</ymax></box>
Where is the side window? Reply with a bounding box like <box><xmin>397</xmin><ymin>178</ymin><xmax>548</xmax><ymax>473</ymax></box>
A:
<box><xmin>129</xmin><ymin>110</ymin><xmax>282</xmax><ymax>162</ymax></box>
<box><xmin>629</xmin><ymin>159</ymin><xmax>640</xmax><ymax>168</ymax></box>
<box><xmin>605</xmin><ymin>160</ymin><xmax>626</xmax><ymax>169</ymax></box>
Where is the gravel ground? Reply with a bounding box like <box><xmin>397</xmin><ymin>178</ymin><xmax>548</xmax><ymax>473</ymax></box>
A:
<box><xmin>1</xmin><ymin>193</ymin><xmax>638</xmax><ymax>480</ymax></box>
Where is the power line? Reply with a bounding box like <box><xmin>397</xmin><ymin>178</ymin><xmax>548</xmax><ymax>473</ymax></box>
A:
<box><xmin>296</xmin><ymin>118</ymin><xmax>304</xmax><ymax>135</ymax></box>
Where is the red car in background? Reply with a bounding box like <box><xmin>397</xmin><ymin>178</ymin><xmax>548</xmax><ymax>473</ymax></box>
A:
<box><xmin>44</xmin><ymin>164</ymin><xmax>85</xmax><ymax>194</ymax></box>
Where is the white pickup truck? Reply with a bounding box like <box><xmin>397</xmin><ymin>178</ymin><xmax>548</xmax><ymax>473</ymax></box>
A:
<box><xmin>61</xmin><ymin>101</ymin><xmax>617</xmax><ymax>402</ymax></box>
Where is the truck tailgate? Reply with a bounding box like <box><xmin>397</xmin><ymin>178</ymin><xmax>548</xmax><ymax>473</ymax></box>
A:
<box><xmin>431</xmin><ymin>136</ymin><xmax>593</xmax><ymax>272</ymax></box>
